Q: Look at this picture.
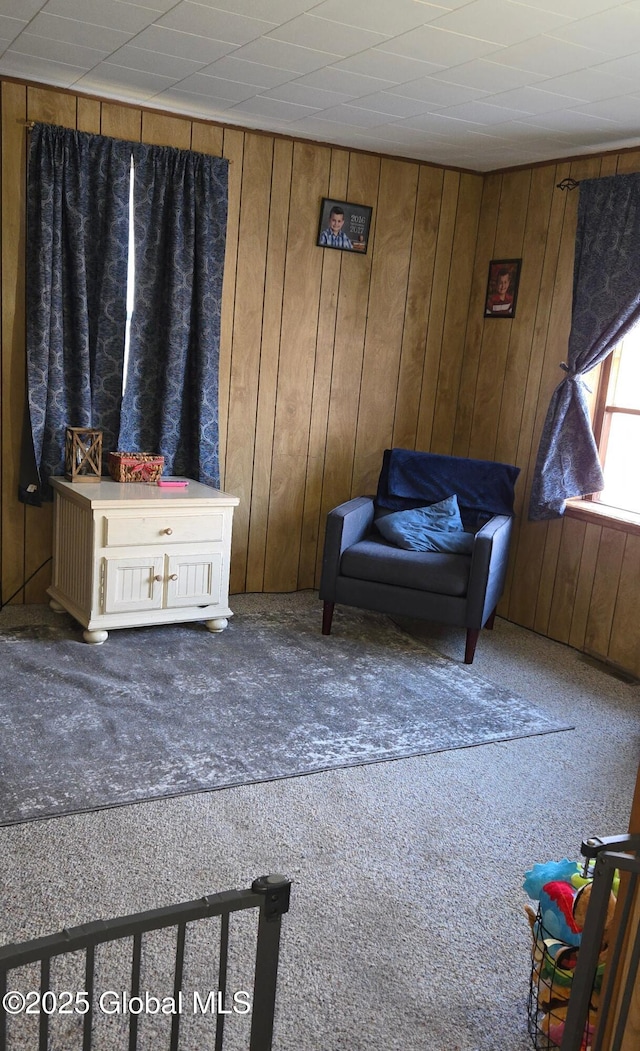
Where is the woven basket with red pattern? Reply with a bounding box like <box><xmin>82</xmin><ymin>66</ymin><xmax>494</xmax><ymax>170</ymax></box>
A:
<box><xmin>108</xmin><ymin>452</ymin><xmax>165</xmax><ymax>483</ymax></box>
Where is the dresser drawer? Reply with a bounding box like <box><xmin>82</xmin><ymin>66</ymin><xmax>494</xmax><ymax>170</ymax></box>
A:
<box><xmin>104</xmin><ymin>512</ymin><xmax>225</xmax><ymax>547</ymax></box>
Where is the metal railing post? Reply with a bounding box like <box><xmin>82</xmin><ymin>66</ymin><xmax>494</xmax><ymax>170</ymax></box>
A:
<box><xmin>249</xmin><ymin>875</ymin><xmax>292</xmax><ymax>1051</ymax></box>
<box><xmin>560</xmin><ymin>835</ymin><xmax>640</xmax><ymax>1051</ymax></box>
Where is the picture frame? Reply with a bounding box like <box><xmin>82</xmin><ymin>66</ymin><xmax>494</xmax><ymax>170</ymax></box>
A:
<box><xmin>317</xmin><ymin>198</ymin><xmax>372</xmax><ymax>253</ymax></box>
<box><xmin>484</xmin><ymin>258</ymin><xmax>522</xmax><ymax>318</ymax></box>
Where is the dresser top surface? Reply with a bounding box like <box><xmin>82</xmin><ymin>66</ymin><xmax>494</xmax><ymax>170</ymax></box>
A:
<box><xmin>50</xmin><ymin>477</ymin><xmax>239</xmax><ymax>508</ymax></box>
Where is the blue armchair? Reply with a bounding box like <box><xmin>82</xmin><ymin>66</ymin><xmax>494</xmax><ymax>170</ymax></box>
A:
<box><xmin>319</xmin><ymin>449</ymin><xmax>520</xmax><ymax>664</ymax></box>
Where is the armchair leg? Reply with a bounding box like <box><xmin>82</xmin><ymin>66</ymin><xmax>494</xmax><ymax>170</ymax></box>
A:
<box><xmin>464</xmin><ymin>628</ymin><xmax>480</xmax><ymax>664</ymax></box>
<box><xmin>322</xmin><ymin>601</ymin><xmax>335</xmax><ymax>636</ymax></box>
<box><xmin>465</xmin><ymin>608</ymin><xmax>497</xmax><ymax>662</ymax></box>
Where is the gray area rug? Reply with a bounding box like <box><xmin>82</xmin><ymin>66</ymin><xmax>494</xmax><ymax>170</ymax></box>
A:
<box><xmin>0</xmin><ymin>603</ymin><xmax>572</xmax><ymax>826</ymax></box>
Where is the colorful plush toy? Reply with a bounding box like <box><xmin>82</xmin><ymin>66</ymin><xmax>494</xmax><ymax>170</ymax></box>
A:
<box><xmin>543</xmin><ymin>1003</ymin><xmax>594</xmax><ymax>1051</ymax></box>
<box><xmin>523</xmin><ymin>857</ymin><xmax>618</xmax><ymax>1050</ymax></box>
<box><xmin>523</xmin><ymin>858</ymin><xmax>592</xmax><ymax>899</ymax></box>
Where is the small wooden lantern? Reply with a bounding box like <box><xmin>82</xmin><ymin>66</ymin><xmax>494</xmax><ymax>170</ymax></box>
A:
<box><xmin>65</xmin><ymin>427</ymin><xmax>103</xmax><ymax>482</ymax></box>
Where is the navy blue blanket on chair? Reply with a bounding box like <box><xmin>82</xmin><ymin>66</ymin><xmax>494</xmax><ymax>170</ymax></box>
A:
<box><xmin>376</xmin><ymin>449</ymin><xmax>520</xmax><ymax>524</ymax></box>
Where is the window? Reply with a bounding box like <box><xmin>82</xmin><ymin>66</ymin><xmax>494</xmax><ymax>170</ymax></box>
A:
<box><xmin>23</xmin><ymin>124</ymin><xmax>228</xmax><ymax>502</ymax></box>
<box><xmin>591</xmin><ymin>327</ymin><xmax>640</xmax><ymax>514</ymax></box>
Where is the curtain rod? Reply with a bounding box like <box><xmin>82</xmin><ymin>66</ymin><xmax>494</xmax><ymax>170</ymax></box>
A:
<box><xmin>16</xmin><ymin>119</ymin><xmax>233</xmax><ymax>162</ymax></box>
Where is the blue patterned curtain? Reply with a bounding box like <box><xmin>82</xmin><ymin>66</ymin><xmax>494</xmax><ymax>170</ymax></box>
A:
<box><xmin>23</xmin><ymin>124</ymin><xmax>131</xmax><ymax>502</ymax></box>
<box><xmin>23</xmin><ymin>126</ymin><xmax>228</xmax><ymax>502</ymax></box>
<box><xmin>117</xmin><ymin>144</ymin><xmax>228</xmax><ymax>488</ymax></box>
<box><xmin>529</xmin><ymin>173</ymin><xmax>640</xmax><ymax>519</ymax></box>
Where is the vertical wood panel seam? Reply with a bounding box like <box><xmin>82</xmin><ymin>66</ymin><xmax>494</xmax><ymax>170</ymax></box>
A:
<box><xmin>506</xmin><ymin>164</ymin><xmax>570</xmax><ymax>612</ymax></box>
<box><xmin>584</xmin><ymin>526</ymin><xmax>623</xmax><ymax>659</ymax></box>
<box><xmin>444</xmin><ymin>173</ymin><xmax>469</xmax><ymax>456</ymax></box>
<box><xmin>550</xmin><ymin>516</ymin><xmax>584</xmax><ymax>639</ymax></box>
<box><xmin>568</xmin><ymin>521</ymin><xmax>590</xmax><ymax>646</ymax></box>
<box><xmin>568</xmin><ymin>520</ymin><xmax>597</xmax><ymax>644</ymax></box>
<box><xmin>465</xmin><ymin>173</ymin><xmax>502</xmax><ymax>448</ymax></box>
<box><xmin>413</xmin><ymin>165</ymin><xmax>444</xmax><ymax>452</ymax></box>
<box><xmin>451</xmin><ymin>174</ymin><xmax>483</xmax><ymax>454</ymax></box>
<box><xmin>220</xmin><ymin>125</ymin><xmax>244</xmax><ymax>497</ymax></box>
<box><xmin>506</xmin><ymin>169</ymin><xmax>555</xmax><ymax>471</ymax></box>
<box><xmin>524</xmin><ymin>161</ymin><xmax>572</xmax><ymax>459</ymax></box>
<box><xmin>453</xmin><ymin>172</ymin><xmax>483</xmax><ymax>456</ymax></box>
<box><xmin>439</xmin><ymin>173</ymin><xmax>462</xmax><ymax>416</ymax></box>
<box><xmin>431</xmin><ymin>172</ymin><xmax>461</xmax><ymax>444</ymax></box>
<box><xmin>348</xmin><ymin>155</ymin><xmax>382</xmax><ymax>497</ymax></box>
<box><xmin>264</xmin><ymin>140</ymin><xmax>296</xmax><ymax>550</ymax></box>
<box><xmin>295</xmin><ymin>149</ymin><xmax>346</xmax><ymax>586</ymax></box>
<box><xmin>606</xmin><ymin>531</ymin><xmax>630</xmax><ymax>660</ymax></box>
<box><xmin>263</xmin><ymin>139</ymin><xmax>322</xmax><ymax>588</ymax></box>
<box><xmin>392</xmin><ymin>167</ymin><xmax>421</xmax><ymax>448</ymax></box>
<box><xmin>491</xmin><ymin>170</ymin><xmax>532</xmax><ymax>461</ymax></box>
<box><xmin>248</xmin><ymin>137</ymin><xmax>278</xmax><ymax>591</ymax></box>
<box><xmin>520</xmin><ymin>165</ymin><xmax>571</xmax><ymax>478</ymax></box>
<box><xmin>246</xmin><ymin>137</ymin><xmax>283</xmax><ymax>592</ymax></box>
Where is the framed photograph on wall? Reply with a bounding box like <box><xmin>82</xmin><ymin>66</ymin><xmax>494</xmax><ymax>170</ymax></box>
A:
<box><xmin>317</xmin><ymin>198</ymin><xmax>372</xmax><ymax>253</ymax></box>
<box><xmin>484</xmin><ymin>258</ymin><xmax>522</xmax><ymax>318</ymax></box>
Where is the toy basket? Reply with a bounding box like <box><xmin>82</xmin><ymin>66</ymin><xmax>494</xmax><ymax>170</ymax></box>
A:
<box><xmin>527</xmin><ymin>908</ymin><xmax>600</xmax><ymax>1050</ymax></box>
<box><xmin>524</xmin><ymin>834</ymin><xmax>632</xmax><ymax>1051</ymax></box>
<box><xmin>108</xmin><ymin>451</ymin><xmax>164</xmax><ymax>483</ymax></box>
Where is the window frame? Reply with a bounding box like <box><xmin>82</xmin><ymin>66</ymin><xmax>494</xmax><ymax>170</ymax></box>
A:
<box><xmin>566</xmin><ymin>340</ymin><xmax>640</xmax><ymax>534</ymax></box>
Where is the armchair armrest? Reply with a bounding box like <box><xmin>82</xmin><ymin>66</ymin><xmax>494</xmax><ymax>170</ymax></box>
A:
<box><xmin>466</xmin><ymin>514</ymin><xmax>514</xmax><ymax>627</ymax></box>
<box><xmin>319</xmin><ymin>497</ymin><xmax>375</xmax><ymax>601</ymax></box>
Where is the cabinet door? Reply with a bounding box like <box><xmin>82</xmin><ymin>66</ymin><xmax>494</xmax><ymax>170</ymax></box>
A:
<box><xmin>103</xmin><ymin>556</ymin><xmax>165</xmax><ymax>613</ymax></box>
<box><xmin>165</xmin><ymin>552</ymin><xmax>223</xmax><ymax>608</ymax></box>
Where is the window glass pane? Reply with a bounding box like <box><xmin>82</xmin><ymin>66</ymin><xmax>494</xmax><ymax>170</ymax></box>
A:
<box><xmin>598</xmin><ymin>413</ymin><xmax>640</xmax><ymax>513</ymax></box>
<box><xmin>610</xmin><ymin>326</ymin><xmax>640</xmax><ymax>409</ymax></box>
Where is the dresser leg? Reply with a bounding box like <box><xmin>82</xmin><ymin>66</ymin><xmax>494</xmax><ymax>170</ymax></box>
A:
<box><xmin>49</xmin><ymin>598</ymin><xmax>66</xmax><ymax>613</ymax></box>
<box><xmin>83</xmin><ymin>628</ymin><xmax>108</xmax><ymax>645</ymax></box>
<box><xmin>205</xmin><ymin>617</ymin><xmax>228</xmax><ymax>633</ymax></box>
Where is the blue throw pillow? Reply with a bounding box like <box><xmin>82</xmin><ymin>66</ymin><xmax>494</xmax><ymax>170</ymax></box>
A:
<box><xmin>375</xmin><ymin>495</ymin><xmax>475</xmax><ymax>553</ymax></box>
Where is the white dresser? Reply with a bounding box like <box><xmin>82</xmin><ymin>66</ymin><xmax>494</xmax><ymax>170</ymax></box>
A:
<box><xmin>48</xmin><ymin>477</ymin><xmax>239</xmax><ymax>644</ymax></box>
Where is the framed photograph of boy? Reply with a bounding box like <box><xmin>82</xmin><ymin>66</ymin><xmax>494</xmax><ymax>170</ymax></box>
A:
<box><xmin>317</xmin><ymin>198</ymin><xmax>372</xmax><ymax>253</ymax></box>
<box><xmin>484</xmin><ymin>258</ymin><xmax>522</xmax><ymax>318</ymax></box>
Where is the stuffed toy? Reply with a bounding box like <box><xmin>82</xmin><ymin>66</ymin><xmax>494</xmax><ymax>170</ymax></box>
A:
<box><xmin>523</xmin><ymin>857</ymin><xmax>618</xmax><ymax>1050</ymax></box>
<box><xmin>542</xmin><ymin>1001</ymin><xmax>594</xmax><ymax>1051</ymax></box>
<box><xmin>523</xmin><ymin>858</ymin><xmax>592</xmax><ymax>900</ymax></box>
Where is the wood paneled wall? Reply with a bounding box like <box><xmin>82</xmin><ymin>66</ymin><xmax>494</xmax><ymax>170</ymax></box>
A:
<box><xmin>2</xmin><ymin>78</ymin><xmax>639</xmax><ymax>676</ymax></box>
<box><xmin>465</xmin><ymin>154</ymin><xmax>640</xmax><ymax>678</ymax></box>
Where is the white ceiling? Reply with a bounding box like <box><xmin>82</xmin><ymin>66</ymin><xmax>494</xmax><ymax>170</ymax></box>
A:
<box><xmin>3</xmin><ymin>0</ymin><xmax>640</xmax><ymax>172</ymax></box>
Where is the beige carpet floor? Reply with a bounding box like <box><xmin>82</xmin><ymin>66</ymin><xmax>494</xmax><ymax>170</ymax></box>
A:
<box><xmin>0</xmin><ymin>591</ymin><xmax>637</xmax><ymax>1051</ymax></box>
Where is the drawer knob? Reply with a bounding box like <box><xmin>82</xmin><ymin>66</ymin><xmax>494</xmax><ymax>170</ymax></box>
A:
<box><xmin>154</xmin><ymin>574</ymin><xmax>163</xmax><ymax>582</ymax></box>
<box><xmin>169</xmin><ymin>573</ymin><xmax>178</xmax><ymax>581</ymax></box>
<box><xmin>163</xmin><ymin>527</ymin><xmax>173</xmax><ymax>535</ymax></box>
